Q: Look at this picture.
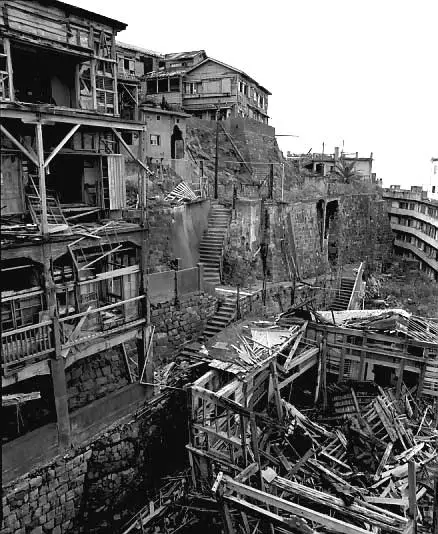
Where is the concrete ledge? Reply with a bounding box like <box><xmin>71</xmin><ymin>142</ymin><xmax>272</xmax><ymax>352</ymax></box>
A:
<box><xmin>2</xmin><ymin>422</ymin><xmax>58</xmax><ymax>485</ymax></box>
<box><xmin>2</xmin><ymin>383</ymin><xmax>147</xmax><ymax>485</ymax></box>
<box><xmin>70</xmin><ymin>383</ymin><xmax>147</xmax><ymax>446</ymax></box>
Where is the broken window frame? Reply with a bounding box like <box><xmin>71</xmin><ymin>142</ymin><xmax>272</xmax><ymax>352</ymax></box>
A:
<box><xmin>0</xmin><ymin>37</ymin><xmax>13</xmax><ymax>101</ymax></box>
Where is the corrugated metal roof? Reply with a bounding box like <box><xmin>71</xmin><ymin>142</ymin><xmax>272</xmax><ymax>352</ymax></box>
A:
<box><xmin>145</xmin><ymin>70</ymin><xmax>187</xmax><ymax>79</ymax></box>
<box><xmin>116</xmin><ymin>41</ymin><xmax>162</xmax><ymax>58</ymax></box>
<box><xmin>165</xmin><ymin>50</ymin><xmax>206</xmax><ymax>61</ymax></box>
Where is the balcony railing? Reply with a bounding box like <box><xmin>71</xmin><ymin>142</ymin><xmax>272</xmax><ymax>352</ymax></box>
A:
<box><xmin>59</xmin><ymin>295</ymin><xmax>145</xmax><ymax>348</ymax></box>
<box><xmin>1</xmin><ymin>321</ymin><xmax>54</xmax><ymax>372</ymax></box>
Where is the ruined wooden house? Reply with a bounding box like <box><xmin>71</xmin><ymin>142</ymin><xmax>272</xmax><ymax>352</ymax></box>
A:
<box><xmin>0</xmin><ymin>0</ymin><xmax>157</xmax><ymax>454</ymax></box>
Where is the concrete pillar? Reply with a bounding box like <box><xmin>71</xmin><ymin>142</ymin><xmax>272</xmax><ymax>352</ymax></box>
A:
<box><xmin>197</xmin><ymin>262</ymin><xmax>204</xmax><ymax>292</ymax></box>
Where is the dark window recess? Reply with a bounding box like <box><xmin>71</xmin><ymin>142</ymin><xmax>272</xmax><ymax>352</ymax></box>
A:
<box><xmin>158</xmin><ymin>78</ymin><xmax>168</xmax><ymax>92</ymax></box>
<box><xmin>158</xmin><ymin>61</ymin><xmax>165</xmax><ymax>68</ymax></box>
<box><xmin>147</xmin><ymin>80</ymin><xmax>157</xmax><ymax>94</ymax></box>
<box><xmin>316</xmin><ymin>199</ymin><xmax>325</xmax><ymax>250</ymax></box>
<box><xmin>169</xmin><ymin>77</ymin><xmax>180</xmax><ymax>92</ymax></box>
<box><xmin>143</xmin><ymin>57</ymin><xmax>153</xmax><ymax>73</ymax></box>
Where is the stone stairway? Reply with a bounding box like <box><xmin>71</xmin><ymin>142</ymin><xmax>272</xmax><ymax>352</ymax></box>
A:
<box><xmin>203</xmin><ymin>296</ymin><xmax>236</xmax><ymax>339</ymax></box>
<box><xmin>331</xmin><ymin>278</ymin><xmax>355</xmax><ymax>311</ymax></box>
<box><xmin>199</xmin><ymin>204</ymin><xmax>231</xmax><ymax>286</ymax></box>
<box><xmin>179</xmin><ymin>296</ymin><xmax>237</xmax><ymax>360</ymax></box>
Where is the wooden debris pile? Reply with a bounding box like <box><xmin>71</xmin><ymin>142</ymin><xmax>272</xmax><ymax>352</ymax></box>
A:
<box><xmin>229</xmin><ymin>385</ymin><xmax>437</xmax><ymax>533</ymax></box>
<box><xmin>164</xmin><ymin>181</ymin><xmax>198</xmax><ymax>203</ymax></box>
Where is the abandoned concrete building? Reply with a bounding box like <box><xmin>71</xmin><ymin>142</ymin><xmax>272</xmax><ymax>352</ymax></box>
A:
<box><xmin>383</xmin><ymin>185</ymin><xmax>438</xmax><ymax>281</ymax></box>
<box><xmin>1</xmin><ymin>2</ymin><xmax>437</xmax><ymax>534</ymax></box>
<box><xmin>287</xmin><ymin>148</ymin><xmax>375</xmax><ymax>182</ymax></box>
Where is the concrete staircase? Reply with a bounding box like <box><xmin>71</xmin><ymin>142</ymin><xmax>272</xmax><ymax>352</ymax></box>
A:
<box><xmin>179</xmin><ymin>296</ymin><xmax>237</xmax><ymax>360</ymax></box>
<box><xmin>203</xmin><ymin>296</ymin><xmax>236</xmax><ymax>339</ymax></box>
<box><xmin>199</xmin><ymin>204</ymin><xmax>231</xmax><ymax>286</ymax></box>
<box><xmin>331</xmin><ymin>278</ymin><xmax>355</xmax><ymax>311</ymax></box>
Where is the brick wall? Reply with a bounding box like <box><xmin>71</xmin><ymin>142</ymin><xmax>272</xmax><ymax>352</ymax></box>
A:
<box><xmin>66</xmin><ymin>349</ymin><xmax>130</xmax><ymax>412</ymax></box>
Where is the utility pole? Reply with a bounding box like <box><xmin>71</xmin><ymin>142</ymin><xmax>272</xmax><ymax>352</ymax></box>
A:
<box><xmin>214</xmin><ymin>109</ymin><xmax>219</xmax><ymax>199</ymax></box>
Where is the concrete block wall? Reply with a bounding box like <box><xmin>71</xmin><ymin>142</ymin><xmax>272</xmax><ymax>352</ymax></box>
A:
<box><xmin>66</xmin><ymin>349</ymin><xmax>130</xmax><ymax>412</ymax></box>
<box><xmin>150</xmin><ymin>292</ymin><xmax>217</xmax><ymax>363</ymax></box>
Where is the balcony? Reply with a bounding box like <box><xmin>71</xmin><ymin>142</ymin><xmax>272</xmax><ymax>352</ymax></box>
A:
<box><xmin>391</xmin><ymin>223</ymin><xmax>438</xmax><ymax>250</ymax></box>
<box><xmin>394</xmin><ymin>239</ymin><xmax>438</xmax><ymax>273</ymax></box>
<box><xmin>388</xmin><ymin>207</ymin><xmax>438</xmax><ymax>228</ymax></box>
<box><xmin>2</xmin><ymin>321</ymin><xmax>54</xmax><ymax>375</ymax></box>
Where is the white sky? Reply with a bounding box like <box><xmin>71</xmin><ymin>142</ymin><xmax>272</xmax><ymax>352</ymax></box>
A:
<box><xmin>68</xmin><ymin>0</ymin><xmax>438</xmax><ymax>187</ymax></box>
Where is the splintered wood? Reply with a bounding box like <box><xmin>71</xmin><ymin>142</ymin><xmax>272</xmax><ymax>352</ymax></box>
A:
<box><xmin>187</xmin><ymin>318</ymin><xmax>437</xmax><ymax>534</ymax></box>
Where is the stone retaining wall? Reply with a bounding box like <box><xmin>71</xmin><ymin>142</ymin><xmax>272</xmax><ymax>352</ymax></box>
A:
<box><xmin>1</xmin><ymin>385</ymin><xmax>190</xmax><ymax>534</ymax></box>
<box><xmin>151</xmin><ymin>292</ymin><xmax>217</xmax><ymax>363</ymax></box>
<box><xmin>66</xmin><ymin>349</ymin><xmax>130</xmax><ymax>412</ymax></box>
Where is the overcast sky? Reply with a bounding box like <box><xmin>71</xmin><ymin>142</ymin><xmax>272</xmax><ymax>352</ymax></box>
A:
<box><xmin>69</xmin><ymin>0</ymin><xmax>437</xmax><ymax>187</ymax></box>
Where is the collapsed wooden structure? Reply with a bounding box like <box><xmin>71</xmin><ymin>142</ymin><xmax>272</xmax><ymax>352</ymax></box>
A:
<box><xmin>185</xmin><ymin>316</ymin><xmax>438</xmax><ymax>534</ymax></box>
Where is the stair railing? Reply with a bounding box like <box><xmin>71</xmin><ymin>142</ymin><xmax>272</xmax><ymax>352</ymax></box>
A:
<box><xmin>219</xmin><ymin>248</ymin><xmax>224</xmax><ymax>284</ymax></box>
<box><xmin>347</xmin><ymin>261</ymin><xmax>365</xmax><ymax>310</ymax></box>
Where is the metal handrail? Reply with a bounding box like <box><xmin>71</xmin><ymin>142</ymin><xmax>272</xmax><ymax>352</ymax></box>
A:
<box><xmin>347</xmin><ymin>262</ymin><xmax>365</xmax><ymax>310</ymax></box>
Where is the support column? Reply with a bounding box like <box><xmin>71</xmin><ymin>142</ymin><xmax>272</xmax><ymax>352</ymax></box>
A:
<box><xmin>37</xmin><ymin>123</ymin><xmax>71</xmax><ymax>449</ymax></box>
<box><xmin>43</xmin><ymin>242</ymin><xmax>71</xmax><ymax>449</ymax></box>
<box><xmin>35</xmin><ymin>123</ymin><xmax>49</xmax><ymax>235</ymax></box>
<box><xmin>138</xmin><ymin>129</ymin><xmax>154</xmax><ymax>398</ymax></box>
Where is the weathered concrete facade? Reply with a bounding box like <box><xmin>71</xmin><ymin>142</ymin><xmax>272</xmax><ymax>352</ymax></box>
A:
<box><xmin>383</xmin><ymin>185</ymin><xmax>438</xmax><ymax>280</ymax></box>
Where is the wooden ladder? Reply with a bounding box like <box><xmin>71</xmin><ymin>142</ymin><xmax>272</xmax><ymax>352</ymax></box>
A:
<box><xmin>26</xmin><ymin>181</ymin><xmax>69</xmax><ymax>232</ymax></box>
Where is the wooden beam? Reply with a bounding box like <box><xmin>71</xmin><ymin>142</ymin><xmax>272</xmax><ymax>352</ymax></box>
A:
<box><xmin>270</xmin><ymin>359</ymin><xmax>283</xmax><ymax>421</ymax></box>
<box><xmin>222</xmin><ymin>477</ymin><xmax>371</xmax><ymax>534</ymax></box>
<box><xmin>64</xmin><ymin>322</ymin><xmax>143</xmax><ymax>369</ymax></box>
<box><xmin>0</xmin><ymin>124</ymin><xmax>38</xmax><ymax>165</ymax></box>
<box><xmin>408</xmin><ymin>460</ymin><xmax>417</xmax><ymax>523</ymax></box>
<box><xmin>1</xmin><ymin>107</ymin><xmax>146</xmax><ymax>130</ymax></box>
<box><xmin>44</xmin><ymin>124</ymin><xmax>81</xmax><ymax>168</ymax></box>
<box><xmin>35</xmin><ymin>123</ymin><xmax>49</xmax><ymax>235</ymax></box>
<box><xmin>4</xmin><ymin>38</ymin><xmax>14</xmax><ymax>102</ymax></box>
<box><xmin>111</xmin><ymin>128</ymin><xmax>153</xmax><ymax>175</ymax></box>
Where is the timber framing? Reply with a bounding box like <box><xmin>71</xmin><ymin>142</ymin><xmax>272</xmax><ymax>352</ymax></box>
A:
<box><xmin>0</xmin><ymin>1</ymin><xmax>155</xmax><ymax>463</ymax></box>
<box><xmin>0</xmin><ymin>104</ymin><xmax>146</xmax><ymax>130</ymax></box>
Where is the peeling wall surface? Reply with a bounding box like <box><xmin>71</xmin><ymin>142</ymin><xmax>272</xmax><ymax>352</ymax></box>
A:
<box><xmin>171</xmin><ymin>199</ymin><xmax>210</xmax><ymax>268</ymax></box>
<box><xmin>147</xmin><ymin>199</ymin><xmax>210</xmax><ymax>271</ymax></box>
<box><xmin>223</xmin><ymin>188</ymin><xmax>393</xmax><ymax>285</ymax></box>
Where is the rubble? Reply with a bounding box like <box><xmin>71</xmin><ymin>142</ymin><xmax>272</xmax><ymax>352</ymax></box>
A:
<box><xmin>181</xmin><ymin>315</ymin><xmax>438</xmax><ymax>534</ymax></box>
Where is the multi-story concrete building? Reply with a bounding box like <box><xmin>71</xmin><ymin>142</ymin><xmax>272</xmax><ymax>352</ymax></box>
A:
<box><xmin>143</xmin><ymin>56</ymin><xmax>271</xmax><ymax>123</ymax></box>
<box><xmin>423</xmin><ymin>157</ymin><xmax>438</xmax><ymax>201</ymax></box>
<box><xmin>383</xmin><ymin>185</ymin><xmax>438</xmax><ymax>280</ymax></box>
